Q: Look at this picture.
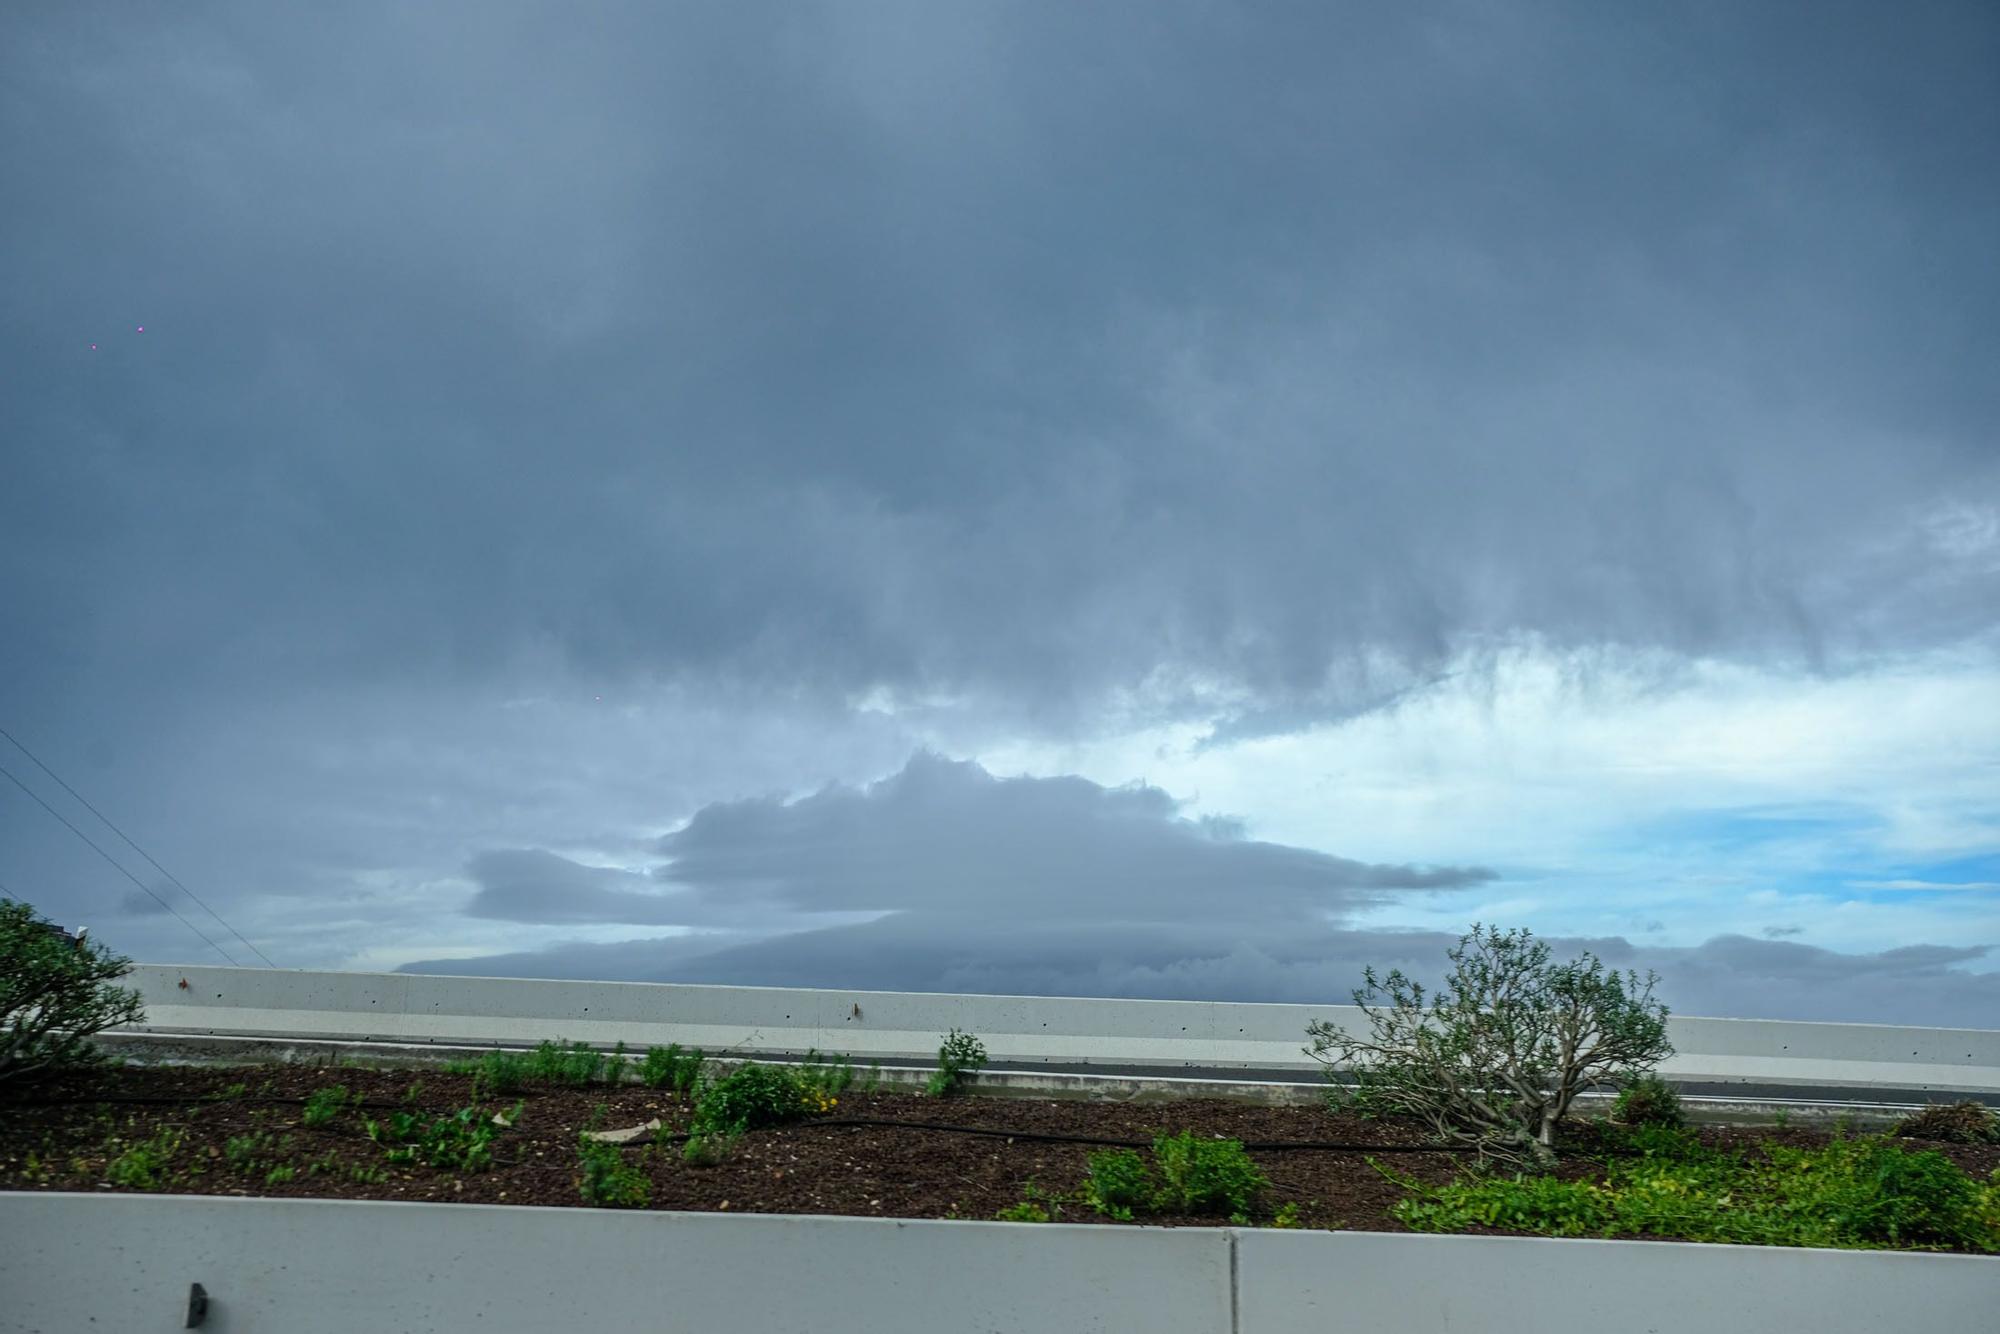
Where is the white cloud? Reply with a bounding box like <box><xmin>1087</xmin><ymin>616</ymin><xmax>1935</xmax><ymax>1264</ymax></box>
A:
<box><xmin>969</xmin><ymin>639</ymin><xmax>2000</xmax><ymax>956</ymax></box>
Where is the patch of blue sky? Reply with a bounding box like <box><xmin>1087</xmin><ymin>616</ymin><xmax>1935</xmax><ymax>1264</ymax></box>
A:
<box><xmin>1623</xmin><ymin>805</ymin><xmax>1886</xmax><ymax>859</ymax></box>
<box><xmin>1847</xmin><ymin>851</ymin><xmax>2000</xmax><ymax>897</ymax></box>
<box><xmin>1387</xmin><ymin>804</ymin><xmax>1989</xmax><ymax>948</ymax></box>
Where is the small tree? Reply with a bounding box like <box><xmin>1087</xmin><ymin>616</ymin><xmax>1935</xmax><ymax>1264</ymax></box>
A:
<box><xmin>1</xmin><ymin>899</ymin><xmax>145</xmax><ymax>1083</ymax></box>
<box><xmin>1305</xmin><ymin>925</ymin><xmax>1671</xmax><ymax>1166</ymax></box>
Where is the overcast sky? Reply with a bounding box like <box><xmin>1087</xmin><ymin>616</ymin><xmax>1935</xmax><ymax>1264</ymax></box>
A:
<box><xmin>3</xmin><ymin>2</ymin><xmax>1996</xmax><ymax>1026</ymax></box>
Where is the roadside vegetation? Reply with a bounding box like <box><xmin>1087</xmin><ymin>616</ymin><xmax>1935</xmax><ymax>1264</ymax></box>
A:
<box><xmin>1391</xmin><ymin>1123</ymin><xmax>2000</xmax><ymax>1252</ymax></box>
<box><xmin>927</xmin><ymin>1029</ymin><xmax>987</xmax><ymax>1097</ymax></box>
<box><xmin>1306</xmin><ymin>924</ymin><xmax>1672</xmax><ymax>1167</ymax></box>
<box><xmin>1</xmin><ymin>897</ymin><xmax>145</xmax><ymax>1084</ymax></box>
<box><xmin>2</xmin><ymin>932</ymin><xmax>1994</xmax><ymax>1256</ymax></box>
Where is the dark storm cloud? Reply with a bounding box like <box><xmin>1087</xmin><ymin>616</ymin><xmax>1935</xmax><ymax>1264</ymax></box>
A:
<box><xmin>464</xmin><ymin>850</ymin><xmax>679</xmax><ymax>925</ymax></box>
<box><xmin>4</xmin><ymin>1</ymin><xmax>1996</xmax><ymax>742</ymax></box>
<box><xmin>5</xmin><ymin>3</ymin><xmax>1997</xmax><ymax>989</ymax></box>
<box><xmin>463</xmin><ymin>753</ymin><xmax>1493</xmax><ymax>927</ymax></box>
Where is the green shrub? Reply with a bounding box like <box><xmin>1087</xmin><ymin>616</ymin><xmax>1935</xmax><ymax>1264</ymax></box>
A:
<box><xmin>994</xmin><ymin>1178</ymin><xmax>1067</xmax><ymax>1222</ymax></box>
<box><xmin>926</xmin><ymin>1029</ymin><xmax>987</xmax><ymax>1097</ymax></box>
<box><xmin>1397</xmin><ymin>1131</ymin><xmax>1999</xmax><ymax>1251</ymax></box>
<box><xmin>795</xmin><ymin>1049</ymin><xmax>854</xmax><ymax>1111</ymax></box>
<box><xmin>1612</xmin><ymin>1076</ymin><xmax>1683</xmax><ymax>1129</ymax></box>
<box><xmin>366</xmin><ymin>1102</ymin><xmax>517</xmax><ymax>1173</ymax></box>
<box><xmin>639</xmin><ymin>1043</ymin><xmax>706</xmax><ymax>1094</ymax></box>
<box><xmin>465</xmin><ymin>1041</ymin><xmax>614</xmax><ymax>1098</ymax></box>
<box><xmin>525</xmin><ymin>1040</ymin><xmax>610</xmax><ymax>1085</ymax></box>
<box><xmin>1152</xmin><ymin>1132</ymin><xmax>1268</xmax><ymax>1219</ymax></box>
<box><xmin>302</xmin><ymin>1085</ymin><xmax>352</xmax><ymax>1128</ymax></box>
<box><xmin>106</xmin><ymin>1128</ymin><xmax>182</xmax><ymax>1190</ymax></box>
<box><xmin>1084</xmin><ymin>1148</ymin><xmax>1156</xmax><ymax>1221</ymax></box>
<box><xmin>687</xmin><ymin>1062</ymin><xmax>813</xmax><ymax>1155</ymax></box>
<box><xmin>0</xmin><ymin>898</ymin><xmax>146</xmax><ymax>1084</ymax></box>
<box><xmin>1307</xmin><ymin>924</ymin><xmax>1671</xmax><ymax>1166</ymax></box>
<box><xmin>1619</xmin><ymin>1123</ymin><xmax>1703</xmax><ymax>1159</ymax></box>
<box><xmin>1894</xmin><ymin>1101</ymin><xmax>2000</xmax><ymax>1145</ymax></box>
<box><xmin>680</xmin><ymin>1129</ymin><xmax>739</xmax><ymax>1166</ymax></box>
<box><xmin>224</xmin><ymin>1130</ymin><xmax>294</xmax><ymax>1175</ymax></box>
<box><xmin>577</xmin><ymin>1135</ymin><xmax>651</xmax><ymax>1208</ymax></box>
<box><xmin>995</xmin><ymin>1200</ymin><xmax>1052</xmax><ymax>1223</ymax></box>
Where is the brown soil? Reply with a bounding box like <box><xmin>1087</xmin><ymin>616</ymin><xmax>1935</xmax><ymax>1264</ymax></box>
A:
<box><xmin>3</xmin><ymin>1064</ymin><xmax>1995</xmax><ymax>1238</ymax></box>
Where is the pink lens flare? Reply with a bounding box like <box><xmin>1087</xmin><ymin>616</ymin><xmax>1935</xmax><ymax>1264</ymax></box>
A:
<box><xmin>136</xmin><ymin>326</ymin><xmax>145</xmax><ymax>333</ymax></box>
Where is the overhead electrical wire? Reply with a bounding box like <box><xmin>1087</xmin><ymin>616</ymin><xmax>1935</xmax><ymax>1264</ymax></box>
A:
<box><xmin>0</xmin><ymin>757</ymin><xmax>241</xmax><ymax>966</ymax></box>
<box><xmin>0</xmin><ymin>724</ymin><xmax>276</xmax><ymax>967</ymax></box>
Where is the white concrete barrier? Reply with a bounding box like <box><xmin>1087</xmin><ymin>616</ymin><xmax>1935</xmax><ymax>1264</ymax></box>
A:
<box><xmin>119</xmin><ymin>965</ymin><xmax>2000</xmax><ymax>1096</ymax></box>
<box><xmin>0</xmin><ymin>1194</ymin><xmax>1990</xmax><ymax>1333</ymax></box>
<box><xmin>0</xmin><ymin>1195</ymin><xmax>1232</xmax><ymax>1334</ymax></box>
<box><xmin>1233</xmin><ymin>1229</ymin><xmax>1998</xmax><ymax>1332</ymax></box>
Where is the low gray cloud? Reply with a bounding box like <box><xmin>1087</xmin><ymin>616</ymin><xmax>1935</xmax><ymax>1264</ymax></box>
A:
<box><xmin>466</xmin><ymin>850</ymin><xmax>682</xmax><ymax>926</ymax></box>
<box><xmin>406</xmin><ymin>918</ymin><xmax>2000</xmax><ymax>1028</ymax></box>
<box><xmin>1762</xmin><ymin>925</ymin><xmax>1806</xmax><ymax>939</ymax></box>
<box><xmin>463</xmin><ymin>753</ymin><xmax>1493</xmax><ymax>929</ymax></box>
<box><xmin>418</xmin><ymin>753</ymin><xmax>1997</xmax><ymax>1025</ymax></box>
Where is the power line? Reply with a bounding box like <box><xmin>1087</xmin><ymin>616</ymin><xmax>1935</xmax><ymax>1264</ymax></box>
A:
<box><xmin>0</xmin><ymin>725</ymin><xmax>276</xmax><ymax>967</ymax></box>
<box><xmin>0</xmin><ymin>758</ymin><xmax>240</xmax><ymax>965</ymax></box>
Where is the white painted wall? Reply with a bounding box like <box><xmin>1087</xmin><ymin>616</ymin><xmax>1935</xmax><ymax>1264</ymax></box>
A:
<box><xmin>1233</xmin><ymin>1229</ymin><xmax>1999</xmax><ymax>1333</ymax></box>
<box><xmin>1</xmin><ymin>1194</ymin><xmax>1991</xmax><ymax>1334</ymax></box>
<box><xmin>120</xmin><ymin>964</ymin><xmax>2000</xmax><ymax>1094</ymax></box>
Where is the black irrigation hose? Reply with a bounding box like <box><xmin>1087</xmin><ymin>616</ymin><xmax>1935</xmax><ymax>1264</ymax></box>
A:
<box><xmin>2</xmin><ymin>1093</ymin><xmax>414</xmax><ymax>1112</ymax></box>
<box><xmin>7</xmin><ymin>1094</ymin><xmax>1475</xmax><ymax>1155</ymax></box>
<box><xmin>621</xmin><ymin>1115</ymin><xmax>1476</xmax><ymax>1154</ymax></box>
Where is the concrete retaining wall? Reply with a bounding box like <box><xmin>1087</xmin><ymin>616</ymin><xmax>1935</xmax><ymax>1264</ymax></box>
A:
<box><xmin>1</xmin><ymin>1194</ymin><xmax>1990</xmax><ymax>1333</ymax></box>
<box><xmin>120</xmin><ymin>964</ymin><xmax>2000</xmax><ymax>1095</ymax></box>
<box><xmin>1232</xmin><ymin>1229</ymin><xmax>1998</xmax><ymax>1332</ymax></box>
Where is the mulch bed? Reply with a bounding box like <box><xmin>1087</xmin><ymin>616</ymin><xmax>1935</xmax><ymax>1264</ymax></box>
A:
<box><xmin>3</xmin><ymin>1063</ymin><xmax>1995</xmax><ymax>1235</ymax></box>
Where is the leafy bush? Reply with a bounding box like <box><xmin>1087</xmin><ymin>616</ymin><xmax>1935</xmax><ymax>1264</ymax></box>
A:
<box><xmin>105</xmin><ymin>1128</ymin><xmax>182</xmax><ymax>1190</ymax></box>
<box><xmin>1084</xmin><ymin>1148</ymin><xmax>1156</xmax><ymax>1221</ymax></box>
<box><xmin>1612</xmin><ymin>1076</ymin><xmax>1684</xmax><ymax>1129</ymax></box>
<box><xmin>1152</xmin><ymin>1132</ymin><xmax>1268</xmax><ymax>1219</ymax></box>
<box><xmin>1306</xmin><ymin>924</ymin><xmax>1672</xmax><ymax>1166</ymax></box>
<box><xmin>577</xmin><ymin>1135</ymin><xmax>651</xmax><ymax>1208</ymax></box>
<box><xmin>680</xmin><ymin>1129</ymin><xmax>739</xmax><ymax>1166</ymax></box>
<box><xmin>639</xmin><ymin>1043</ymin><xmax>705</xmax><ymax>1094</ymax></box>
<box><xmin>302</xmin><ymin>1085</ymin><xmax>351</xmax><ymax>1128</ymax></box>
<box><xmin>795</xmin><ymin>1049</ymin><xmax>854</xmax><ymax>1112</ymax></box>
<box><xmin>1895</xmin><ymin>1101</ymin><xmax>2000</xmax><ymax>1145</ymax></box>
<box><xmin>693</xmin><ymin>1062</ymin><xmax>806</xmax><ymax>1134</ymax></box>
<box><xmin>926</xmin><ymin>1029</ymin><xmax>987</xmax><ymax>1097</ymax></box>
<box><xmin>683</xmin><ymin>1062</ymin><xmax>812</xmax><ymax>1161</ymax></box>
<box><xmin>224</xmin><ymin>1131</ymin><xmax>294</xmax><ymax>1176</ymax></box>
<box><xmin>994</xmin><ymin>1200</ymin><xmax>1052</xmax><ymax>1223</ymax></box>
<box><xmin>1</xmin><ymin>898</ymin><xmax>146</xmax><ymax>1083</ymax></box>
<box><xmin>462</xmin><ymin>1041</ymin><xmax>615</xmax><ymax>1098</ymax></box>
<box><xmin>365</xmin><ymin>1102</ymin><xmax>517</xmax><ymax>1172</ymax></box>
<box><xmin>994</xmin><ymin>1178</ymin><xmax>1068</xmax><ymax>1222</ymax></box>
<box><xmin>1396</xmin><ymin>1131</ymin><xmax>1999</xmax><ymax>1251</ymax></box>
